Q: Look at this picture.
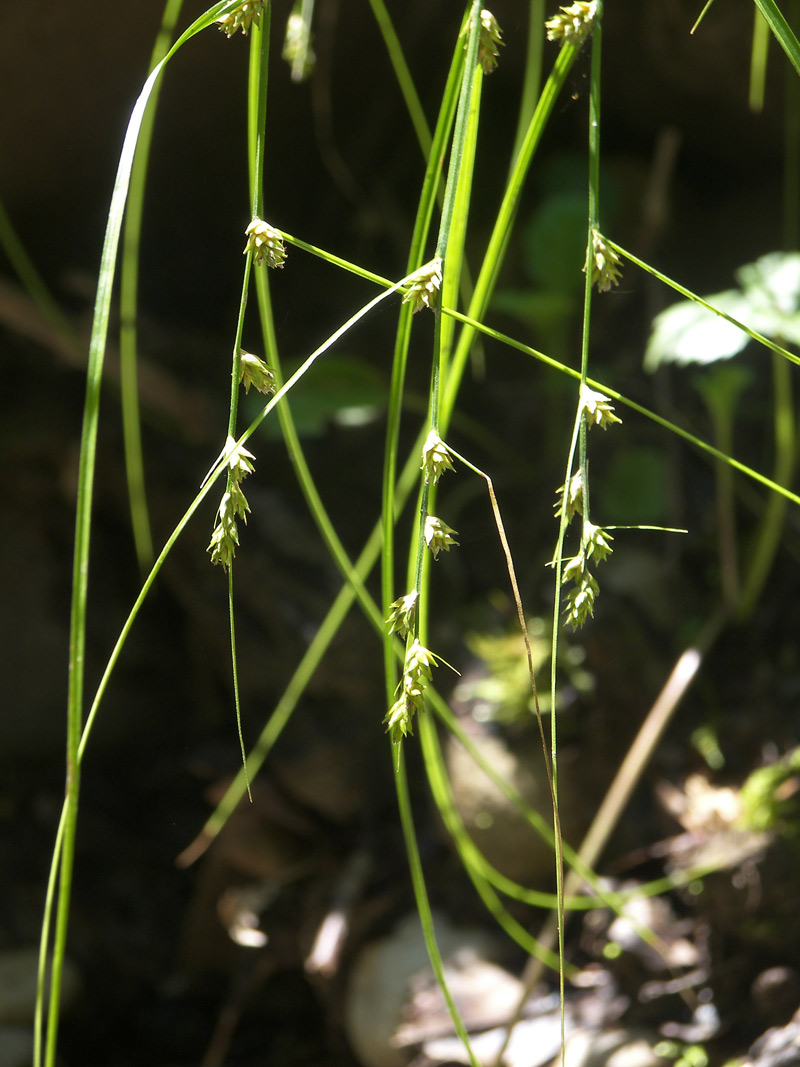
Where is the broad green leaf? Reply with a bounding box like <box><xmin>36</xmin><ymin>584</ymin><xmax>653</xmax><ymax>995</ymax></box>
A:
<box><xmin>645</xmin><ymin>252</ymin><xmax>800</xmax><ymax>370</ymax></box>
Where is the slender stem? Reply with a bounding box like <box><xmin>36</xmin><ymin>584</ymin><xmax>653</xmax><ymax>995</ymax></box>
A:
<box><xmin>366</xmin><ymin>0</ymin><xmax>432</xmax><ymax>156</ymax></box>
<box><xmin>228</xmin><ymin>567</ymin><xmax>252</xmax><ymax>801</ymax></box>
<box><xmin>784</xmin><ymin>0</ymin><xmax>800</xmax><ymax>248</ymax></box>
<box><xmin>394</xmin><ymin>749</ymin><xmax>482</xmax><ymax>1067</ymax></box>
<box><xmin>509</xmin><ymin>0</ymin><xmax>545</xmax><ymax>175</ymax></box>
<box><xmin>737</xmin><ymin>349</ymin><xmax>796</xmax><ymax>617</ymax></box>
<box><xmin>749</xmin><ymin>5</ymin><xmax>770</xmax><ymax>112</ymax></box>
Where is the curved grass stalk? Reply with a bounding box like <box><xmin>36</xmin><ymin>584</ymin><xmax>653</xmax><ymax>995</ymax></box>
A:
<box><xmin>119</xmin><ymin>0</ymin><xmax>185</xmax><ymax>575</ymax></box>
<box><xmin>228</xmin><ymin>567</ymin><xmax>252</xmax><ymax>801</ymax></box>
<box><xmin>215</xmin><ymin>12</ymin><xmax>273</xmax><ymax>803</ymax></box>
<box><xmin>37</xmin><ymin>6</ymin><xmax>239</xmax><ymax>1063</ymax></box>
<box><xmin>394</xmin><ymin>745</ymin><xmax>481</xmax><ymax>1067</ymax></box>
<box><xmin>418</xmin><ymin>713</ymin><xmax>568</xmax><ymax>974</ymax></box>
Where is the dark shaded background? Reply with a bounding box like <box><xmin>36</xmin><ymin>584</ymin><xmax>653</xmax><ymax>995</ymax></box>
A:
<box><xmin>2</xmin><ymin>2</ymin><xmax>799</xmax><ymax>1065</ymax></box>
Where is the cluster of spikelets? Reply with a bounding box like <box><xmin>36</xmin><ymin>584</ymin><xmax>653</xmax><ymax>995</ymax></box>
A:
<box><xmin>208</xmin><ymin>220</ymin><xmax>284</xmax><ymax>569</ymax></box>
<box><xmin>555</xmin><ymin>386</ymin><xmax>621</xmax><ymax>628</ymax></box>
<box><xmin>545</xmin><ymin>1</ymin><xmax>598</xmax><ymax>43</ymax></box>
<box><xmin>216</xmin><ymin>0</ymin><xmax>265</xmax><ymax>38</ymax></box>
<box><xmin>383</xmin><ymin>427</ymin><xmax>461</xmax><ymax>742</ymax></box>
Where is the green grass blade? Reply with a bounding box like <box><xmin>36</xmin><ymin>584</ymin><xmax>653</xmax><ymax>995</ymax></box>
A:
<box><xmin>366</xmin><ymin>0</ymin><xmax>432</xmax><ymax>156</ymax></box>
<box><xmin>0</xmin><ymin>197</ymin><xmax>78</xmax><ymax>349</ymax></box>
<box><xmin>752</xmin><ymin>0</ymin><xmax>800</xmax><ymax>78</ymax></box>
<box><xmin>750</xmin><ymin>5</ymin><xmax>770</xmax><ymax>110</ymax></box>
<box><xmin>509</xmin><ymin>0</ymin><xmax>545</xmax><ymax>173</ymax></box>
<box><xmin>394</xmin><ymin>746</ymin><xmax>482</xmax><ymax>1067</ymax></box>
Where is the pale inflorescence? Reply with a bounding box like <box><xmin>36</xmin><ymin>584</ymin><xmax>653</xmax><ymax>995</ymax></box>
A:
<box><xmin>216</xmin><ymin>0</ymin><xmax>265</xmax><ymax>37</ymax></box>
<box><xmin>545</xmin><ymin>1</ymin><xmax>598</xmax><ymax>43</ymax></box>
<box><xmin>244</xmin><ymin>219</ymin><xmax>287</xmax><ymax>269</ymax></box>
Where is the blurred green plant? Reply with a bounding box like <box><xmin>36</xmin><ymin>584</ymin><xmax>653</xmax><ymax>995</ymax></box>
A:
<box><xmin>738</xmin><ymin>747</ymin><xmax>800</xmax><ymax>835</ymax></box>
<box><xmin>646</xmin><ymin>252</ymin><xmax>800</xmax><ymax>618</ymax></box>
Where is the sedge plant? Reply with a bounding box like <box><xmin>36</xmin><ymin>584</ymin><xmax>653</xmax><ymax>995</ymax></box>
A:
<box><xmin>24</xmin><ymin>1</ymin><xmax>800</xmax><ymax>1064</ymax></box>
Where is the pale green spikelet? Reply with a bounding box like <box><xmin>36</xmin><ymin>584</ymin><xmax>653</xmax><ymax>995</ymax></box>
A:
<box><xmin>555</xmin><ymin>471</ymin><xmax>585</xmax><ymax>522</ymax></box>
<box><xmin>208</xmin><ymin>437</ymin><xmax>257</xmax><ymax>570</ymax></box>
<box><xmin>383</xmin><ymin>639</ymin><xmax>442</xmax><ymax>743</ymax></box>
<box><xmin>216</xmin><ymin>0</ymin><xmax>265</xmax><ymax>37</ymax></box>
<box><xmin>239</xmin><ymin>351</ymin><xmax>276</xmax><ymax>395</ymax></box>
<box><xmin>244</xmin><ymin>219</ymin><xmax>287</xmax><ymax>268</ymax></box>
<box><xmin>478</xmin><ymin>10</ymin><xmax>503</xmax><ymax>74</ymax></box>
<box><xmin>580</xmin><ymin>384</ymin><xmax>622</xmax><ymax>429</ymax></box>
<box><xmin>421</xmin><ymin>430</ymin><xmax>456</xmax><ymax>485</ymax></box>
<box><xmin>424</xmin><ymin>515</ymin><xmax>459</xmax><ymax>559</ymax></box>
<box><xmin>402</xmin><ymin>257</ymin><xmax>443</xmax><ymax>314</ymax></box>
<box><xmin>545</xmin><ymin>1</ymin><xmax>598</xmax><ymax>44</ymax></box>
<box><xmin>587</xmin><ymin>229</ymin><xmax>623</xmax><ymax>292</ymax></box>
<box><xmin>386</xmin><ymin>590</ymin><xmax>419</xmax><ymax>639</ymax></box>
<box><xmin>562</xmin><ymin>566</ymin><xmax>600</xmax><ymax>628</ymax></box>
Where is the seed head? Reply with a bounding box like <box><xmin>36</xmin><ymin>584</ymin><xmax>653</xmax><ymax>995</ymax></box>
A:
<box><xmin>244</xmin><ymin>219</ymin><xmax>287</xmax><ymax>268</ymax></box>
<box><xmin>545</xmin><ymin>1</ymin><xmax>597</xmax><ymax>44</ymax></box>
<box><xmin>402</xmin><ymin>257</ymin><xmax>443</xmax><ymax>314</ymax></box>
<box><xmin>223</xmin><ymin>435</ymin><xmax>256</xmax><ymax>482</ymax></box>
<box><xmin>580</xmin><ymin>385</ymin><xmax>622</xmax><ymax>430</ymax></box>
<box><xmin>424</xmin><ymin>515</ymin><xmax>459</xmax><ymax>560</ymax></box>
<box><xmin>216</xmin><ymin>1</ymin><xmax>265</xmax><ymax>37</ymax></box>
<box><xmin>555</xmin><ymin>471</ymin><xmax>584</xmax><ymax>522</ymax></box>
<box><xmin>584</xmin><ymin>521</ymin><xmax>613</xmax><ymax>563</ymax></box>
<box><xmin>239</xmin><ymin>351</ymin><xmax>276</xmax><ymax>395</ymax></box>
<box><xmin>386</xmin><ymin>590</ymin><xmax>419</xmax><ymax>639</ymax></box>
<box><xmin>478</xmin><ymin>11</ymin><xmax>503</xmax><ymax>74</ymax></box>
<box><xmin>563</xmin><ymin>568</ymin><xmax>599</xmax><ymax>628</ymax></box>
<box><xmin>586</xmin><ymin>230</ymin><xmax>623</xmax><ymax>293</ymax></box>
<box><xmin>421</xmin><ymin>430</ymin><xmax>455</xmax><ymax>485</ymax></box>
